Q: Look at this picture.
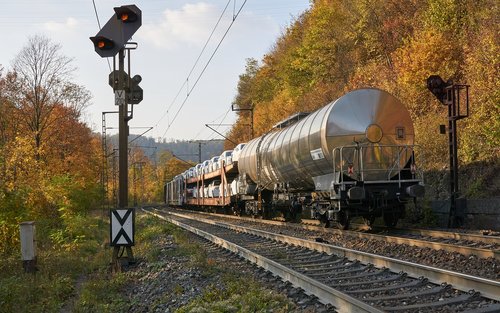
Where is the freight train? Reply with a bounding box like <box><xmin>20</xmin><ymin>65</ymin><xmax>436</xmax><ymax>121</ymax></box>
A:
<box><xmin>164</xmin><ymin>88</ymin><xmax>425</xmax><ymax>229</ymax></box>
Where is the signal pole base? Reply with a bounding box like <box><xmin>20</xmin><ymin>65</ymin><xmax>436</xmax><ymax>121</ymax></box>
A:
<box><xmin>111</xmin><ymin>246</ymin><xmax>135</xmax><ymax>272</ymax></box>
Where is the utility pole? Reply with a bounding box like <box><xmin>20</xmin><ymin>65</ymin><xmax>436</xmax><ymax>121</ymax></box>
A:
<box><xmin>117</xmin><ymin>49</ymin><xmax>128</xmax><ymax>208</ymax></box>
<box><xmin>101</xmin><ymin>111</ymin><xmax>118</xmax><ymax>211</ymax></box>
<box><xmin>188</xmin><ymin>140</ymin><xmax>224</xmax><ymax>163</ymax></box>
<box><xmin>198</xmin><ymin>142</ymin><xmax>202</xmax><ymax>163</ymax></box>
<box><xmin>231</xmin><ymin>104</ymin><xmax>254</xmax><ymax>138</ymax></box>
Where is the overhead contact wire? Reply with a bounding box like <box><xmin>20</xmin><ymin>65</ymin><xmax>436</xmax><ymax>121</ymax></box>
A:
<box><xmin>154</xmin><ymin>0</ymin><xmax>232</xmax><ymax>130</ymax></box>
<box><xmin>193</xmin><ymin>105</ymin><xmax>232</xmax><ymax>141</ymax></box>
<box><xmin>161</xmin><ymin>0</ymin><xmax>248</xmax><ymax>139</ymax></box>
<box><xmin>91</xmin><ymin>0</ymin><xmax>112</xmax><ymax>72</ymax></box>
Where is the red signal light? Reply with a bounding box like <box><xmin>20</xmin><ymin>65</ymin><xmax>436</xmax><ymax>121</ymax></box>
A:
<box><xmin>114</xmin><ymin>6</ymin><xmax>139</xmax><ymax>23</ymax></box>
<box><xmin>347</xmin><ymin>165</ymin><xmax>354</xmax><ymax>175</ymax></box>
<box><xmin>90</xmin><ymin>36</ymin><xmax>114</xmax><ymax>51</ymax></box>
<box><xmin>91</xmin><ymin>5</ymin><xmax>141</xmax><ymax>58</ymax></box>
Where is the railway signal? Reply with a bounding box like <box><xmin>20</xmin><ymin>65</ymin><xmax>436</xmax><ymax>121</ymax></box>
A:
<box><xmin>108</xmin><ymin>70</ymin><xmax>143</xmax><ymax>104</ymax></box>
<box><xmin>426</xmin><ymin>75</ymin><xmax>455</xmax><ymax>105</ymax></box>
<box><xmin>427</xmin><ymin>75</ymin><xmax>470</xmax><ymax>228</ymax></box>
<box><xmin>91</xmin><ymin>4</ymin><xmax>143</xmax><ymax>270</ymax></box>
<box><xmin>90</xmin><ymin>4</ymin><xmax>142</xmax><ymax>58</ymax></box>
<box><xmin>128</xmin><ymin>74</ymin><xmax>143</xmax><ymax>104</ymax></box>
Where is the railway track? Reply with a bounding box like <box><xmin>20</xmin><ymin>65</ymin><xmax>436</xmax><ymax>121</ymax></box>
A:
<box><xmin>306</xmin><ymin>219</ymin><xmax>500</xmax><ymax>243</ymax></box>
<box><xmin>368</xmin><ymin>226</ymin><xmax>500</xmax><ymax>247</ymax></box>
<box><xmin>170</xmin><ymin>208</ymin><xmax>500</xmax><ymax>261</ymax></box>
<box><xmin>144</xmin><ymin>208</ymin><xmax>500</xmax><ymax>313</ymax></box>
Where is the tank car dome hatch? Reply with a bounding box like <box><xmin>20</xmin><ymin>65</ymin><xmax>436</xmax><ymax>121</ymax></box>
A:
<box><xmin>272</xmin><ymin>112</ymin><xmax>310</xmax><ymax>129</ymax></box>
<box><xmin>365</xmin><ymin>124</ymin><xmax>383</xmax><ymax>143</ymax></box>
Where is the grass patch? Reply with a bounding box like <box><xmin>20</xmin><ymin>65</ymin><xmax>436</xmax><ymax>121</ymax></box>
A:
<box><xmin>0</xmin><ymin>212</ymin><xmax>110</xmax><ymax>313</ymax></box>
<box><xmin>73</xmin><ymin>270</ymin><xmax>130</xmax><ymax>313</ymax></box>
<box><xmin>1</xmin><ymin>211</ymin><xmax>296</xmax><ymax>312</ymax></box>
<box><xmin>177</xmin><ymin>272</ymin><xmax>295</xmax><ymax>313</ymax></box>
<box><xmin>73</xmin><ymin>213</ymin><xmax>172</xmax><ymax>312</ymax></box>
<box><xmin>0</xmin><ymin>212</ymin><xmax>169</xmax><ymax>312</ymax></box>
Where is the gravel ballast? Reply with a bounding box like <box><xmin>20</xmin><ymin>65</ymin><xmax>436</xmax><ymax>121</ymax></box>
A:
<box><xmin>124</xmin><ymin>223</ymin><xmax>336</xmax><ymax>312</ymax></box>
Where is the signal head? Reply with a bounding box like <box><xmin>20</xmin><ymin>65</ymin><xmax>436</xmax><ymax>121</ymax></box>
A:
<box><xmin>90</xmin><ymin>4</ymin><xmax>141</xmax><ymax>58</ymax></box>
<box><xmin>132</xmin><ymin>75</ymin><xmax>142</xmax><ymax>83</ymax></box>
<box><xmin>426</xmin><ymin>75</ymin><xmax>449</xmax><ymax>104</ymax></box>
<box><xmin>90</xmin><ymin>36</ymin><xmax>115</xmax><ymax>51</ymax></box>
<box><xmin>114</xmin><ymin>5</ymin><xmax>140</xmax><ymax>23</ymax></box>
<box><xmin>427</xmin><ymin>75</ymin><xmax>445</xmax><ymax>91</ymax></box>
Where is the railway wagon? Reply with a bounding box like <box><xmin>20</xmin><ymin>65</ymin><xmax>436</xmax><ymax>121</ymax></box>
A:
<box><xmin>164</xmin><ymin>175</ymin><xmax>184</xmax><ymax>206</ymax></box>
<box><xmin>165</xmin><ymin>88</ymin><xmax>425</xmax><ymax>229</ymax></box>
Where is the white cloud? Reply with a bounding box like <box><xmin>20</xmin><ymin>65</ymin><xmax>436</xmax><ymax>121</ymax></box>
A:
<box><xmin>44</xmin><ymin>17</ymin><xmax>79</xmax><ymax>32</ymax></box>
<box><xmin>139</xmin><ymin>2</ymin><xmax>220</xmax><ymax>49</ymax></box>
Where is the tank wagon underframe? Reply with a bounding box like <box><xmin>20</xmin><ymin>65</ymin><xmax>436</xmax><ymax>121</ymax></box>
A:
<box><xmin>165</xmin><ymin>88</ymin><xmax>425</xmax><ymax>229</ymax></box>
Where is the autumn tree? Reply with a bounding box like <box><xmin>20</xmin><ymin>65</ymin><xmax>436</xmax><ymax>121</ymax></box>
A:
<box><xmin>226</xmin><ymin>0</ymin><xmax>498</xmax><ymax>199</ymax></box>
<box><xmin>0</xmin><ymin>70</ymin><xmax>20</xmax><ymax>148</ymax></box>
<box><xmin>226</xmin><ymin>58</ymin><xmax>259</xmax><ymax>149</ymax></box>
<box><xmin>0</xmin><ymin>37</ymin><xmax>100</xmax><ymax>254</ymax></box>
<box><xmin>460</xmin><ymin>0</ymin><xmax>499</xmax><ymax>162</ymax></box>
<box><xmin>6</xmin><ymin>35</ymin><xmax>91</xmax><ymax>160</ymax></box>
<box><xmin>128</xmin><ymin>146</ymin><xmax>159</xmax><ymax>205</ymax></box>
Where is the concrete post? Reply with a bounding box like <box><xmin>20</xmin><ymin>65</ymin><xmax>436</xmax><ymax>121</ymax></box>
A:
<box><xmin>20</xmin><ymin>221</ymin><xmax>37</xmax><ymax>273</ymax></box>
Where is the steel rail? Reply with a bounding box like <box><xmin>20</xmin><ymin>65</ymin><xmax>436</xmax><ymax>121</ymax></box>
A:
<box><xmin>143</xmin><ymin>209</ymin><xmax>384</xmax><ymax>313</ymax></box>
<box><xmin>165</xmin><ymin>210</ymin><xmax>500</xmax><ymax>302</ymax></box>
<box><xmin>336</xmin><ymin>231</ymin><xmax>499</xmax><ymax>260</ymax></box>
<box><xmin>328</xmin><ymin>219</ymin><xmax>500</xmax><ymax>246</ymax></box>
<box><xmin>384</xmin><ymin>227</ymin><xmax>500</xmax><ymax>245</ymax></box>
<box><xmin>283</xmin><ymin>217</ymin><xmax>499</xmax><ymax>248</ymax></box>
<box><xmin>170</xmin><ymin>208</ymin><xmax>499</xmax><ymax>260</ymax></box>
<box><xmin>276</xmin><ymin>217</ymin><xmax>500</xmax><ymax>246</ymax></box>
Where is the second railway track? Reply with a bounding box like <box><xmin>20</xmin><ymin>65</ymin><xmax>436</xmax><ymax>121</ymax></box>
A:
<box><xmin>144</xmin><ymin>208</ymin><xmax>500</xmax><ymax>313</ymax></box>
<box><xmin>170</xmin><ymin>208</ymin><xmax>500</xmax><ymax>261</ymax></box>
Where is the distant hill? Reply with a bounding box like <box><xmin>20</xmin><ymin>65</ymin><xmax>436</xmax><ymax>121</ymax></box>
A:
<box><xmin>107</xmin><ymin>134</ymin><xmax>225</xmax><ymax>164</ymax></box>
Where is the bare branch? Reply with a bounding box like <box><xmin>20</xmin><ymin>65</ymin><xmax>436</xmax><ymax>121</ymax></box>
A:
<box><xmin>7</xmin><ymin>35</ymin><xmax>90</xmax><ymax>155</ymax></box>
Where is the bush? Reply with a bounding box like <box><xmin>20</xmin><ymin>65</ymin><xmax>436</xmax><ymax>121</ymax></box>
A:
<box><xmin>0</xmin><ymin>212</ymin><xmax>110</xmax><ymax>313</ymax></box>
<box><xmin>402</xmin><ymin>199</ymin><xmax>437</xmax><ymax>228</ymax></box>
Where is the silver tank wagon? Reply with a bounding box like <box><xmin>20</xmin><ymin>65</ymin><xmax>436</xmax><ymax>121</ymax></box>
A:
<box><xmin>238</xmin><ymin>88</ymin><xmax>417</xmax><ymax>191</ymax></box>
<box><xmin>237</xmin><ymin>88</ymin><xmax>424</xmax><ymax>228</ymax></box>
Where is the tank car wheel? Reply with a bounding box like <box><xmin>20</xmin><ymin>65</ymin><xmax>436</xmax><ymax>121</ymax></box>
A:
<box><xmin>336</xmin><ymin>211</ymin><xmax>350</xmax><ymax>230</ymax></box>
<box><xmin>318</xmin><ymin>215</ymin><xmax>330</xmax><ymax>228</ymax></box>
<box><xmin>383</xmin><ymin>212</ymin><xmax>399</xmax><ymax>228</ymax></box>
<box><xmin>286</xmin><ymin>202</ymin><xmax>303</xmax><ymax>223</ymax></box>
<box><xmin>363</xmin><ymin>215</ymin><xmax>376</xmax><ymax>227</ymax></box>
<box><xmin>235</xmin><ymin>207</ymin><xmax>243</xmax><ymax>216</ymax></box>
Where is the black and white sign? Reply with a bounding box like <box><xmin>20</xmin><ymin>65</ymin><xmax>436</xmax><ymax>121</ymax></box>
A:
<box><xmin>110</xmin><ymin>209</ymin><xmax>135</xmax><ymax>246</ymax></box>
<box><xmin>115</xmin><ymin>90</ymin><xmax>126</xmax><ymax>106</ymax></box>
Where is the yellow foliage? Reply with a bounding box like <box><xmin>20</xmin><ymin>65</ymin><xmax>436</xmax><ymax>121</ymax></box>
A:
<box><xmin>460</xmin><ymin>28</ymin><xmax>500</xmax><ymax>161</ymax></box>
<box><xmin>226</xmin><ymin>0</ymin><xmax>498</xmax><ymax>168</ymax></box>
<box><xmin>393</xmin><ymin>29</ymin><xmax>463</xmax><ymax>118</ymax></box>
<box><xmin>3</xmin><ymin>136</ymin><xmax>39</xmax><ymax>192</ymax></box>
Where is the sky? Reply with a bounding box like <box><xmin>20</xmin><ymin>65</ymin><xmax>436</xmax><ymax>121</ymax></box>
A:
<box><xmin>0</xmin><ymin>0</ymin><xmax>311</xmax><ymax>141</ymax></box>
